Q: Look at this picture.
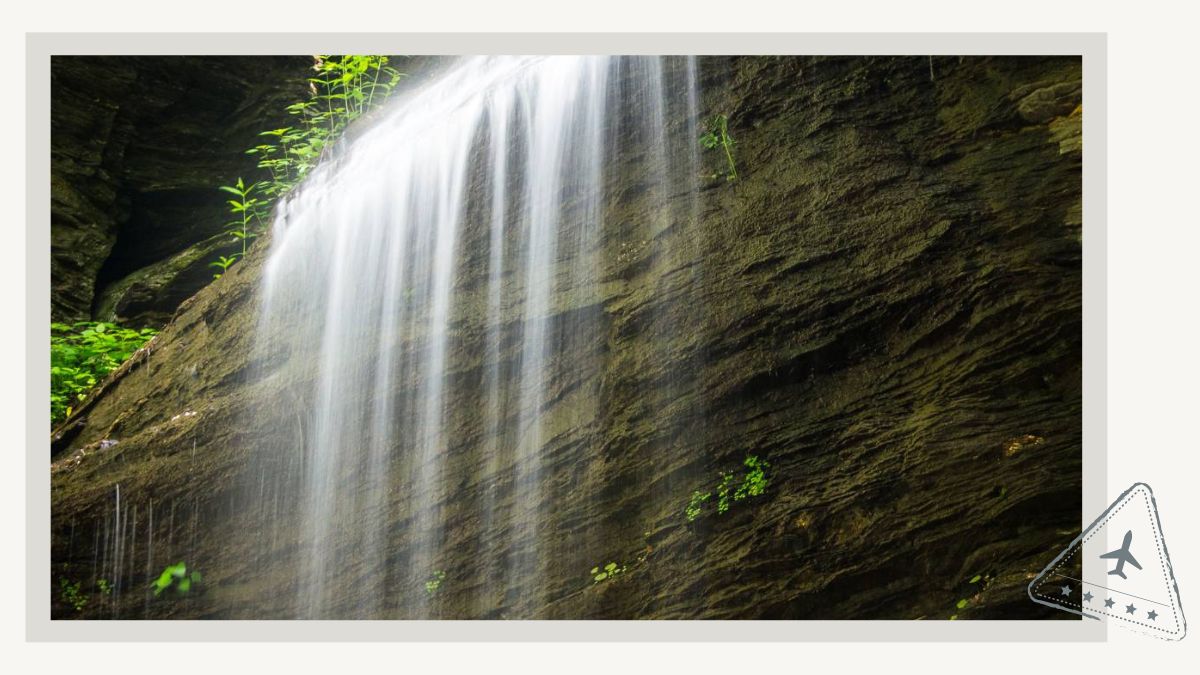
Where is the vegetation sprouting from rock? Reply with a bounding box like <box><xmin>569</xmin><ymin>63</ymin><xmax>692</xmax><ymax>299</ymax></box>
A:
<box><xmin>152</xmin><ymin>561</ymin><xmax>202</xmax><ymax>597</ymax></box>
<box><xmin>50</xmin><ymin>322</ymin><xmax>157</xmax><ymax>424</ymax></box>
<box><xmin>211</xmin><ymin>55</ymin><xmax>405</xmax><ymax>277</ymax></box>
<box><xmin>686</xmin><ymin>455</ymin><xmax>771</xmax><ymax>523</ymax></box>
<box><xmin>590</xmin><ymin>561</ymin><xmax>627</xmax><ymax>584</ymax></box>
<box><xmin>700</xmin><ymin>113</ymin><xmax>738</xmax><ymax>182</ymax></box>
<box><xmin>424</xmin><ymin>570</ymin><xmax>446</xmax><ymax>596</ymax></box>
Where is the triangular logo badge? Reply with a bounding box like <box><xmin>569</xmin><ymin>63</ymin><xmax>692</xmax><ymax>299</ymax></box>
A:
<box><xmin>1030</xmin><ymin>483</ymin><xmax>1187</xmax><ymax>640</ymax></box>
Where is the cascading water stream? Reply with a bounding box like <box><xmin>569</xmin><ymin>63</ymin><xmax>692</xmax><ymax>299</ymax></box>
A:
<box><xmin>247</xmin><ymin>55</ymin><xmax>703</xmax><ymax>618</ymax></box>
<box><xmin>46</xmin><ymin>55</ymin><xmax>1091</xmax><ymax>625</ymax></box>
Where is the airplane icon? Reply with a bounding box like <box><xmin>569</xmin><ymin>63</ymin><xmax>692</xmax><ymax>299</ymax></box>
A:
<box><xmin>1100</xmin><ymin>529</ymin><xmax>1143</xmax><ymax>580</ymax></box>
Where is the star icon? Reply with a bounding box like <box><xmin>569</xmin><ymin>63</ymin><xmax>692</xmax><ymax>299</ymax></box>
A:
<box><xmin>1147</xmin><ymin>610</ymin><xmax>1158</xmax><ymax>621</ymax></box>
<box><xmin>1104</xmin><ymin>597</ymin><xmax>1115</xmax><ymax>608</ymax></box>
<box><xmin>1060</xmin><ymin>585</ymin><xmax>1072</xmax><ymax>596</ymax></box>
<box><xmin>1126</xmin><ymin>603</ymin><xmax>1137</xmax><ymax>615</ymax></box>
<box><xmin>1082</xmin><ymin>591</ymin><xmax>1094</xmax><ymax>603</ymax></box>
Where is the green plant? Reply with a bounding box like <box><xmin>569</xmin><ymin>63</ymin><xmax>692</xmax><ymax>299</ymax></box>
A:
<box><xmin>97</xmin><ymin>578</ymin><xmax>112</xmax><ymax>596</ymax></box>
<box><xmin>211</xmin><ymin>56</ymin><xmax>405</xmax><ymax>276</ymax></box>
<box><xmin>59</xmin><ymin>578</ymin><xmax>87</xmax><ymax>612</ymax></box>
<box><xmin>684</xmin><ymin>455</ymin><xmax>772</xmax><ymax>523</ymax></box>
<box><xmin>699</xmin><ymin>113</ymin><xmax>738</xmax><ymax>182</ymax></box>
<box><xmin>734</xmin><ymin>455</ymin><xmax>769</xmax><ymax>499</ymax></box>
<box><xmin>152</xmin><ymin>561</ymin><xmax>202</xmax><ymax>597</ymax></box>
<box><xmin>209</xmin><ymin>254</ymin><xmax>240</xmax><ymax>280</ymax></box>
<box><xmin>50</xmin><ymin>322</ymin><xmax>157</xmax><ymax>424</ymax></box>
<box><xmin>219</xmin><ymin>177</ymin><xmax>263</xmax><ymax>258</ymax></box>
<box><xmin>716</xmin><ymin>471</ymin><xmax>734</xmax><ymax>514</ymax></box>
<box><xmin>424</xmin><ymin>570</ymin><xmax>446</xmax><ymax>596</ymax></box>
<box><xmin>590</xmin><ymin>561</ymin><xmax>626</xmax><ymax>584</ymax></box>
<box><xmin>686</xmin><ymin>490</ymin><xmax>711</xmax><ymax>522</ymax></box>
<box><xmin>949</xmin><ymin>572</ymin><xmax>989</xmax><ymax>619</ymax></box>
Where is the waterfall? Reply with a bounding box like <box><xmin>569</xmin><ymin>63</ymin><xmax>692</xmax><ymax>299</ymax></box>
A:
<box><xmin>248</xmin><ymin>55</ymin><xmax>702</xmax><ymax>618</ymax></box>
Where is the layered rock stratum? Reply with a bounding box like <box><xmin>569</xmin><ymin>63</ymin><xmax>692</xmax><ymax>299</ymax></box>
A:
<box><xmin>50</xmin><ymin>55</ymin><xmax>1082</xmax><ymax>620</ymax></box>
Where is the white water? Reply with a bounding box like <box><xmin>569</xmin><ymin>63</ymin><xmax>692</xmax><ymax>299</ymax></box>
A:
<box><xmin>249</xmin><ymin>55</ymin><xmax>701</xmax><ymax>617</ymax></box>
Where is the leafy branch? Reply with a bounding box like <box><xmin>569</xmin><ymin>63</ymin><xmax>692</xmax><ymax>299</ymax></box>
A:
<box><xmin>212</xmin><ymin>56</ymin><xmax>406</xmax><ymax>277</ymax></box>
<box><xmin>685</xmin><ymin>455</ymin><xmax>771</xmax><ymax>523</ymax></box>
<box><xmin>51</xmin><ymin>322</ymin><xmax>157</xmax><ymax>424</ymax></box>
<box><xmin>700</xmin><ymin>114</ymin><xmax>738</xmax><ymax>182</ymax></box>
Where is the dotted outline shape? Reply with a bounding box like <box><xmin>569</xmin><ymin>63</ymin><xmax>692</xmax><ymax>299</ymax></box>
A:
<box><xmin>1032</xmin><ymin>489</ymin><xmax>1174</xmax><ymax>633</ymax></box>
<box><xmin>1029</xmin><ymin>483</ymin><xmax>1186</xmax><ymax>640</ymax></box>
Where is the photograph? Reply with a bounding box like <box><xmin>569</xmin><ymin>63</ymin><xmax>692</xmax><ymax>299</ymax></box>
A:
<box><xmin>46</xmin><ymin>52</ymin><xmax>1083</xmax><ymax>620</ymax></box>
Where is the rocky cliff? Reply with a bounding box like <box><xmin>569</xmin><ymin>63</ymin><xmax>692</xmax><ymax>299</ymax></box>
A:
<box><xmin>50</xmin><ymin>55</ymin><xmax>1082</xmax><ymax>620</ymax></box>
<box><xmin>51</xmin><ymin>56</ymin><xmax>311</xmax><ymax>326</ymax></box>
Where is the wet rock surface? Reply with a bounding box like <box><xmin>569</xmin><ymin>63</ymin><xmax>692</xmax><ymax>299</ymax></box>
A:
<box><xmin>50</xmin><ymin>55</ymin><xmax>1082</xmax><ymax>620</ymax></box>
<box><xmin>51</xmin><ymin>55</ymin><xmax>310</xmax><ymax>325</ymax></box>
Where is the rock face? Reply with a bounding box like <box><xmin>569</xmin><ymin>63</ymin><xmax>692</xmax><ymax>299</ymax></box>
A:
<box><xmin>51</xmin><ymin>56</ymin><xmax>310</xmax><ymax>326</ymax></box>
<box><xmin>50</xmin><ymin>56</ymin><xmax>1082</xmax><ymax>620</ymax></box>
